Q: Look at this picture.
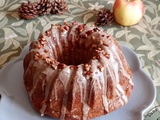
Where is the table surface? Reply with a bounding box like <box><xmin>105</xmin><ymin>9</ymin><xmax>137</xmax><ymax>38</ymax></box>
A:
<box><xmin>0</xmin><ymin>0</ymin><xmax>160</xmax><ymax>119</ymax></box>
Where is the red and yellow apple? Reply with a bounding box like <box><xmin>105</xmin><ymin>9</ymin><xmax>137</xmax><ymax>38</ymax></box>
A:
<box><xmin>113</xmin><ymin>0</ymin><xmax>144</xmax><ymax>26</ymax></box>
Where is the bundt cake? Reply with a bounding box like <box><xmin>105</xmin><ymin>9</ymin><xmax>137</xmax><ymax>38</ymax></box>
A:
<box><xmin>23</xmin><ymin>22</ymin><xmax>133</xmax><ymax>120</ymax></box>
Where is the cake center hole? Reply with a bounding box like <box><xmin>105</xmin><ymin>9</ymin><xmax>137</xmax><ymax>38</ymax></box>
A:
<box><xmin>56</xmin><ymin>41</ymin><xmax>97</xmax><ymax>66</ymax></box>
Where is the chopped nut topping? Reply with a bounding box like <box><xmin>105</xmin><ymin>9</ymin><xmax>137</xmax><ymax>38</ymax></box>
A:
<box><xmin>84</xmin><ymin>64</ymin><xmax>89</xmax><ymax>67</ymax></box>
<box><xmin>58</xmin><ymin>63</ymin><xmax>66</xmax><ymax>69</ymax></box>
<box><xmin>34</xmin><ymin>56</ymin><xmax>39</xmax><ymax>61</ymax></box>
<box><xmin>83</xmin><ymin>70</ymin><xmax>93</xmax><ymax>77</ymax></box>
<box><xmin>97</xmin><ymin>54</ymin><xmax>101</xmax><ymax>59</ymax></box>
<box><xmin>87</xmin><ymin>71</ymin><xmax>93</xmax><ymax>76</ymax></box>
<box><xmin>100</xmin><ymin>40</ymin><xmax>103</xmax><ymax>44</ymax></box>
<box><xmin>75</xmin><ymin>30</ymin><xmax>79</xmax><ymax>34</ymax></box>
<box><xmin>64</xmin><ymin>22</ymin><xmax>71</xmax><ymax>27</ymax></box>
<box><xmin>84</xmin><ymin>64</ymin><xmax>91</xmax><ymax>71</ymax></box>
<box><xmin>34</xmin><ymin>52</ymin><xmax>40</xmax><ymax>61</ymax></box>
<box><xmin>39</xmin><ymin>36</ymin><xmax>46</xmax><ymax>46</ymax></box>
<box><xmin>35</xmin><ymin>52</ymin><xmax>40</xmax><ymax>56</ymax></box>
<box><xmin>92</xmin><ymin>56</ymin><xmax>96</xmax><ymax>60</ymax></box>
<box><xmin>64</xmin><ymin>26</ymin><xmax>69</xmax><ymax>30</ymax></box>
<box><xmin>41</xmin><ymin>36</ymin><xmax>46</xmax><ymax>41</ymax></box>
<box><xmin>40</xmin><ymin>41</ymin><xmax>46</xmax><ymax>45</ymax></box>
<box><xmin>93</xmin><ymin>28</ymin><xmax>100</xmax><ymax>32</ymax></box>
<box><xmin>36</xmin><ymin>45</ymin><xmax>42</xmax><ymax>49</ymax></box>
<box><xmin>83</xmin><ymin>71</ymin><xmax>87</xmax><ymax>75</ymax></box>
<box><xmin>92</xmin><ymin>36</ymin><xmax>96</xmax><ymax>40</ymax></box>
<box><xmin>104</xmin><ymin>52</ymin><xmax>110</xmax><ymax>59</ymax></box>
<box><xmin>50</xmin><ymin>60</ymin><xmax>56</xmax><ymax>64</ymax></box>
<box><xmin>86</xmin><ymin>30</ymin><xmax>93</xmax><ymax>36</ymax></box>
<box><xmin>45</xmin><ymin>58</ymin><xmax>51</xmax><ymax>64</ymax></box>
<box><xmin>44</xmin><ymin>49</ymin><xmax>49</xmax><ymax>53</ymax></box>
<box><xmin>92</xmin><ymin>44</ymin><xmax>97</xmax><ymax>48</ymax></box>
<box><xmin>98</xmin><ymin>47</ymin><xmax>102</xmax><ymax>51</ymax></box>
<box><xmin>41</xmin><ymin>54</ymin><xmax>47</xmax><ymax>60</ymax></box>
<box><xmin>80</xmin><ymin>33</ymin><xmax>88</xmax><ymax>38</ymax></box>
<box><xmin>60</xmin><ymin>27</ymin><xmax>65</xmax><ymax>32</ymax></box>
<box><xmin>95</xmin><ymin>48</ymin><xmax>104</xmax><ymax>54</ymax></box>
<box><xmin>41</xmin><ymin>99</ymin><xmax>46</xmax><ymax>104</ymax></box>
<box><xmin>51</xmin><ymin>64</ymin><xmax>57</xmax><ymax>69</ymax></box>
<box><xmin>76</xmin><ymin>24</ymin><xmax>85</xmax><ymax>33</ymax></box>
<box><xmin>70</xmin><ymin>66</ymin><xmax>74</xmax><ymax>70</ymax></box>
<box><xmin>45</xmin><ymin>30</ymin><xmax>51</xmax><ymax>37</ymax></box>
<box><xmin>98</xmin><ymin>65</ymin><xmax>104</xmax><ymax>72</ymax></box>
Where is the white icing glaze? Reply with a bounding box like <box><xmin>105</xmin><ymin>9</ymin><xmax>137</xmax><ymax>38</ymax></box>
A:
<box><xmin>24</xmin><ymin>22</ymin><xmax>133</xmax><ymax>120</ymax></box>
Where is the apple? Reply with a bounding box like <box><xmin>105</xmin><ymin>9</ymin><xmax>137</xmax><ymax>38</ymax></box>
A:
<box><xmin>113</xmin><ymin>0</ymin><xmax>144</xmax><ymax>26</ymax></box>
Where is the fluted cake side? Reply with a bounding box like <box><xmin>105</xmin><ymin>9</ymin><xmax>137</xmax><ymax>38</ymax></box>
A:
<box><xmin>23</xmin><ymin>22</ymin><xmax>133</xmax><ymax>120</ymax></box>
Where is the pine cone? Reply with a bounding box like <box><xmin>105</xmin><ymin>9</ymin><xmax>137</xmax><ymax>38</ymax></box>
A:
<box><xmin>18</xmin><ymin>2</ymin><xmax>38</xmax><ymax>20</ymax></box>
<box><xmin>95</xmin><ymin>8</ymin><xmax>114</xmax><ymax>26</ymax></box>
<box><xmin>51</xmin><ymin>0</ymin><xmax>68</xmax><ymax>14</ymax></box>
<box><xmin>37</xmin><ymin>0</ymin><xmax>52</xmax><ymax>16</ymax></box>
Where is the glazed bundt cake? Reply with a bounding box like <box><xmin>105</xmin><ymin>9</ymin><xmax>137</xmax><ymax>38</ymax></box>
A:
<box><xmin>23</xmin><ymin>22</ymin><xmax>133</xmax><ymax>120</ymax></box>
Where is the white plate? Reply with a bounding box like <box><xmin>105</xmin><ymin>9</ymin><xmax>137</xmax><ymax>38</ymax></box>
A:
<box><xmin>0</xmin><ymin>44</ymin><xmax>156</xmax><ymax>120</ymax></box>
